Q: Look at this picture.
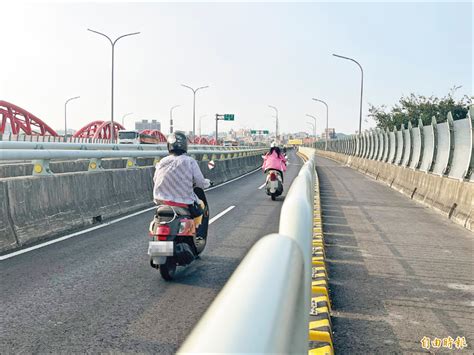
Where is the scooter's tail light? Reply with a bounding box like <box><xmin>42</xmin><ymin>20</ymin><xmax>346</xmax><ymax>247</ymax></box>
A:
<box><xmin>157</xmin><ymin>225</ymin><xmax>170</xmax><ymax>236</ymax></box>
<box><xmin>270</xmin><ymin>172</ymin><xmax>277</xmax><ymax>181</ymax></box>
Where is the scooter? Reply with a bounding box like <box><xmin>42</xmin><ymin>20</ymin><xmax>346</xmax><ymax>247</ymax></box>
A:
<box><xmin>148</xmin><ymin>187</ymin><xmax>209</xmax><ymax>281</ymax></box>
<box><xmin>265</xmin><ymin>169</ymin><xmax>284</xmax><ymax>201</ymax></box>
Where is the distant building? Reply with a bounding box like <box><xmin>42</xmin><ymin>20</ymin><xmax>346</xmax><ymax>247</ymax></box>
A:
<box><xmin>135</xmin><ymin>119</ymin><xmax>161</xmax><ymax>131</ymax></box>
<box><xmin>324</xmin><ymin>128</ymin><xmax>336</xmax><ymax>139</ymax></box>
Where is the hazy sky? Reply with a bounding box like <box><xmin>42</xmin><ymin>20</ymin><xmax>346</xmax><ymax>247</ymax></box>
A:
<box><xmin>1</xmin><ymin>1</ymin><xmax>472</xmax><ymax>136</ymax></box>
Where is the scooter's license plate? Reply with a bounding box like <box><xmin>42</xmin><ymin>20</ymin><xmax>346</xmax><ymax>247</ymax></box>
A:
<box><xmin>148</xmin><ymin>241</ymin><xmax>174</xmax><ymax>257</ymax></box>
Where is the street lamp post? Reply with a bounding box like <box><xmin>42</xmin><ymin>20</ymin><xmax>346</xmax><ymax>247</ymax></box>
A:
<box><xmin>305</xmin><ymin>114</ymin><xmax>317</xmax><ymax>138</ymax></box>
<box><xmin>199</xmin><ymin>114</ymin><xmax>207</xmax><ymax>137</ymax></box>
<box><xmin>333</xmin><ymin>53</ymin><xmax>364</xmax><ymax>135</ymax></box>
<box><xmin>268</xmin><ymin>105</ymin><xmax>279</xmax><ymax>143</ymax></box>
<box><xmin>121</xmin><ymin>112</ymin><xmax>133</xmax><ymax>127</ymax></box>
<box><xmin>88</xmin><ymin>28</ymin><xmax>140</xmax><ymax>143</ymax></box>
<box><xmin>169</xmin><ymin>105</ymin><xmax>181</xmax><ymax>134</ymax></box>
<box><xmin>64</xmin><ymin>96</ymin><xmax>80</xmax><ymax>142</ymax></box>
<box><xmin>307</xmin><ymin>122</ymin><xmax>315</xmax><ymax>145</ymax></box>
<box><xmin>181</xmin><ymin>84</ymin><xmax>209</xmax><ymax>138</ymax></box>
<box><xmin>312</xmin><ymin>98</ymin><xmax>329</xmax><ymax>150</ymax></box>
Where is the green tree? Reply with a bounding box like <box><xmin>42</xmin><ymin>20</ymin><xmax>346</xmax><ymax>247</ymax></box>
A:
<box><xmin>368</xmin><ymin>87</ymin><xmax>470</xmax><ymax>130</ymax></box>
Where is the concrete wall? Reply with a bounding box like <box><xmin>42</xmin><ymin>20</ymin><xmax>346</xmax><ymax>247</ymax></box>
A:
<box><xmin>314</xmin><ymin>149</ymin><xmax>473</xmax><ymax>232</ymax></box>
<box><xmin>0</xmin><ymin>153</ymin><xmax>263</xmax><ymax>252</ymax></box>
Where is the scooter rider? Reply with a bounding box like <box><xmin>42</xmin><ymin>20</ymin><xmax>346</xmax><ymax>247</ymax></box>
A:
<box><xmin>153</xmin><ymin>131</ymin><xmax>211</xmax><ymax>238</ymax></box>
<box><xmin>262</xmin><ymin>142</ymin><xmax>287</xmax><ymax>181</ymax></box>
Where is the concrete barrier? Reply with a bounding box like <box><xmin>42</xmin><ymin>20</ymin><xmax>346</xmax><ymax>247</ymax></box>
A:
<box><xmin>315</xmin><ymin>150</ymin><xmax>473</xmax><ymax>231</ymax></box>
<box><xmin>0</xmin><ymin>154</ymin><xmax>263</xmax><ymax>252</ymax></box>
<box><xmin>0</xmin><ymin>180</ymin><xmax>17</xmax><ymax>251</ymax></box>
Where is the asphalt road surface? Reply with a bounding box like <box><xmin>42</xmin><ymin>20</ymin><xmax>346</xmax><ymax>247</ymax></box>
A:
<box><xmin>317</xmin><ymin>155</ymin><xmax>473</xmax><ymax>354</ymax></box>
<box><xmin>1</xmin><ymin>150</ymin><xmax>302</xmax><ymax>354</ymax></box>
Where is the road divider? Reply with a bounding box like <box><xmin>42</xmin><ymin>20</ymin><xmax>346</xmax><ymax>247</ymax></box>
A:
<box><xmin>179</xmin><ymin>148</ymin><xmax>327</xmax><ymax>354</ymax></box>
<box><xmin>300</xmin><ymin>147</ymin><xmax>334</xmax><ymax>355</ymax></box>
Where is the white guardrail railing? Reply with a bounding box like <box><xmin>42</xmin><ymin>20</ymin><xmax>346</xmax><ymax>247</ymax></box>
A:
<box><xmin>0</xmin><ymin>141</ymin><xmax>258</xmax><ymax>151</ymax></box>
<box><xmin>178</xmin><ymin>149</ymin><xmax>316</xmax><ymax>354</ymax></box>
<box><xmin>0</xmin><ymin>146</ymin><xmax>268</xmax><ymax>175</ymax></box>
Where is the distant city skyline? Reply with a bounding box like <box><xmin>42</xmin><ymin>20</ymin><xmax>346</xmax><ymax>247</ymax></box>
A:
<box><xmin>0</xmin><ymin>1</ymin><xmax>471</xmax><ymax>136</ymax></box>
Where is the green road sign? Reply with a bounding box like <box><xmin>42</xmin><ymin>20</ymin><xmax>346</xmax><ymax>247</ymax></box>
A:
<box><xmin>251</xmin><ymin>129</ymin><xmax>269</xmax><ymax>135</ymax></box>
<box><xmin>223</xmin><ymin>114</ymin><xmax>235</xmax><ymax>121</ymax></box>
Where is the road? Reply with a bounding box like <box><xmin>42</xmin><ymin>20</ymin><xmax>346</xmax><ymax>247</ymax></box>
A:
<box><xmin>316</xmin><ymin>155</ymin><xmax>473</xmax><ymax>354</ymax></box>
<box><xmin>0</xmin><ymin>150</ymin><xmax>302</xmax><ymax>353</ymax></box>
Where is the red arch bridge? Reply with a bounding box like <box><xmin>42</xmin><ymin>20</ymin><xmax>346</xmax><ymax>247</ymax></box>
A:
<box><xmin>0</xmin><ymin>100</ymin><xmax>214</xmax><ymax>144</ymax></box>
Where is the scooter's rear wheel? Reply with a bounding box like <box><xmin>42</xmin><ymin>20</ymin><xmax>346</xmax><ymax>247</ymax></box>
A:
<box><xmin>159</xmin><ymin>257</ymin><xmax>177</xmax><ymax>281</ymax></box>
<box><xmin>271</xmin><ymin>193</ymin><xmax>276</xmax><ymax>201</ymax></box>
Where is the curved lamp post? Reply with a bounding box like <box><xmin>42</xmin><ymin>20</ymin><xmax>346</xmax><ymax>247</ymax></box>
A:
<box><xmin>121</xmin><ymin>112</ymin><xmax>133</xmax><ymax>127</ymax></box>
<box><xmin>312</xmin><ymin>98</ymin><xmax>329</xmax><ymax>150</ymax></box>
<box><xmin>88</xmin><ymin>28</ymin><xmax>140</xmax><ymax>143</ymax></box>
<box><xmin>182</xmin><ymin>84</ymin><xmax>209</xmax><ymax>138</ymax></box>
<box><xmin>169</xmin><ymin>105</ymin><xmax>181</xmax><ymax>134</ymax></box>
<box><xmin>268</xmin><ymin>105</ymin><xmax>279</xmax><ymax>143</ymax></box>
<box><xmin>305</xmin><ymin>114</ymin><xmax>317</xmax><ymax>138</ymax></box>
<box><xmin>333</xmin><ymin>53</ymin><xmax>364</xmax><ymax>135</ymax></box>
<box><xmin>64</xmin><ymin>96</ymin><xmax>80</xmax><ymax>142</ymax></box>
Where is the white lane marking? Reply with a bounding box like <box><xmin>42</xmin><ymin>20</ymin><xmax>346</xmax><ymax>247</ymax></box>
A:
<box><xmin>0</xmin><ymin>168</ymin><xmax>260</xmax><ymax>261</ymax></box>
<box><xmin>0</xmin><ymin>207</ymin><xmax>156</xmax><ymax>261</ymax></box>
<box><xmin>258</xmin><ymin>182</ymin><xmax>266</xmax><ymax>189</ymax></box>
<box><xmin>1</xmin><ymin>204</ymin><xmax>237</xmax><ymax>261</ymax></box>
<box><xmin>209</xmin><ymin>205</ymin><xmax>235</xmax><ymax>225</ymax></box>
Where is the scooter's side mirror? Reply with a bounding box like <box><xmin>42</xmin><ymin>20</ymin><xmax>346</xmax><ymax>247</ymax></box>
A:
<box><xmin>207</xmin><ymin>160</ymin><xmax>215</xmax><ymax>170</ymax></box>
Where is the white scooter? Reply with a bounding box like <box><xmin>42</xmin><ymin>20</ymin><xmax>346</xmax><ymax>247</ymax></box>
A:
<box><xmin>265</xmin><ymin>169</ymin><xmax>283</xmax><ymax>201</ymax></box>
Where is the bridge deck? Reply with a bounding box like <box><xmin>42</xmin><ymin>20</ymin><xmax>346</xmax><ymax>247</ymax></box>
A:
<box><xmin>317</xmin><ymin>155</ymin><xmax>473</xmax><ymax>354</ymax></box>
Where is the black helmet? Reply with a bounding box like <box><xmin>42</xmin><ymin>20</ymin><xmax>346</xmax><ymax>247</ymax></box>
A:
<box><xmin>167</xmin><ymin>131</ymin><xmax>188</xmax><ymax>154</ymax></box>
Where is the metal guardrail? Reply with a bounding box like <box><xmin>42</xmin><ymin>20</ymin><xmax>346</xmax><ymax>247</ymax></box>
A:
<box><xmin>0</xmin><ymin>132</ymin><xmax>109</xmax><ymax>144</ymax></box>
<box><xmin>0</xmin><ymin>147</ymin><xmax>267</xmax><ymax>175</ymax></box>
<box><xmin>0</xmin><ymin>141</ymin><xmax>256</xmax><ymax>151</ymax></box>
<box><xmin>179</xmin><ymin>150</ymin><xmax>315</xmax><ymax>353</ymax></box>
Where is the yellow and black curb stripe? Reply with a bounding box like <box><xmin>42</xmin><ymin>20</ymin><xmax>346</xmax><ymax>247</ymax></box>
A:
<box><xmin>297</xmin><ymin>148</ymin><xmax>334</xmax><ymax>355</ymax></box>
<box><xmin>308</xmin><ymin>174</ymin><xmax>334</xmax><ymax>355</ymax></box>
